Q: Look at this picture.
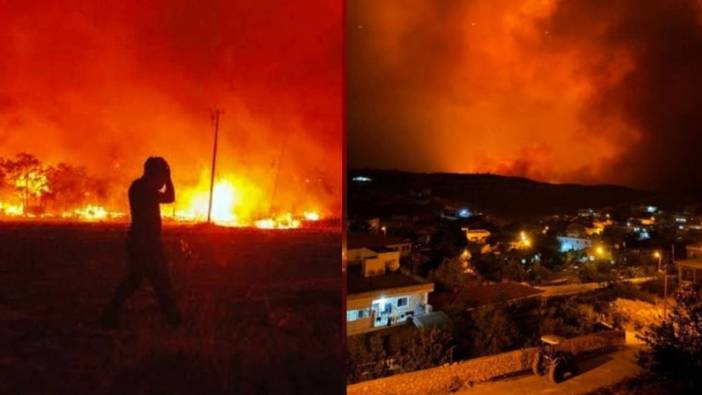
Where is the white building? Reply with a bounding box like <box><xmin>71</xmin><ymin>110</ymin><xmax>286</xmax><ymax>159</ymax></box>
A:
<box><xmin>557</xmin><ymin>236</ymin><xmax>592</xmax><ymax>252</ymax></box>
<box><xmin>346</xmin><ymin>233</ymin><xmax>435</xmax><ymax>335</ymax></box>
<box><xmin>347</xmin><ymin>233</ymin><xmax>412</xmax><ymax>259</ymax></box>
<box><xmin>347</xmin><ymin>265</ymin><xmax>435</xmax><ymax>336</ymax></box>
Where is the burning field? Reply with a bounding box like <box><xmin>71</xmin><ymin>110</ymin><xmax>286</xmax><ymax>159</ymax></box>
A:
<box><xmin>0</xmin><ymin>152</ymin><xmax>336</xmax><ymax>229</ymax></box>
<box><xmin>0</xmin><ymin>222</ymin><xmax>343</xmax><ymax>394</ymax></box>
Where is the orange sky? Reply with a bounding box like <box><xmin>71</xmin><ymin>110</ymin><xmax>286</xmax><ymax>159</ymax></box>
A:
<box><xmin>348</xmin><ymin>0</ymin><xmax>702</xmax><ymax>193</ymax></box>
<box><xmin>0</xmin><ymin>0</ymin><xmax>341</xmax><ymax>213</ymax></box>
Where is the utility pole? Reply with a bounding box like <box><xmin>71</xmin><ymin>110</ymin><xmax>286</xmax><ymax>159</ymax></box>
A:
<box><xmin>269</xmin><ymin>130</ymin><xmax>290</xmax><ymax>215</ymax></box>
<box><xmin>207</xmin><ymin>109</ymin><xmax>223</xmax><ymax>224</ymax></box>
<box><xmin>664</xmin><ymin>244</ymin><xmax>674</xmax><ymax>318</ymax></box>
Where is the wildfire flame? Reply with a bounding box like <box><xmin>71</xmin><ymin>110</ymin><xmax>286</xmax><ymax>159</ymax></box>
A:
<box><xmin>0</xmin><ymin>202</ymin><xmax>24</xmax><ymax>216</ymax></box>
<box><xmin>163</xmin><ymin>169</ymin><xmax>323</xmax><ymax>228</ymax></box>
<box><xmin>303</xmin><ymin>211</ymin><xmax>320</xmax><ymax>221</ymax></box>
<box><xmin>63</xmin><ymin>205</ymin><xmax>125</xmax><ymax>221</ymax></box>
<box><xmin>1</xmin><ymin>158</ymin><xmax>327</xmax><ymax>228</ymax></box>
<box><xmin>15</xmin><ymin>170</ymin><xmax>50</xmax><ymax>197</ymax></box>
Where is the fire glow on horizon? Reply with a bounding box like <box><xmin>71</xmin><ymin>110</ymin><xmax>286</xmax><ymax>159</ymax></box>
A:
<box><xmin>0</xmin><ymin>154</ymin><xmax>325</xmax><ymax>228</ymax></box>
<box><xmin>0</xmin><ymin>1</ymin><xmax>341</xmax><ymax>225</ymax></box>
<box><xmin>348</xmin><ymin>0</ymin><xmax>702</xmax><ymax>192</ymax></box>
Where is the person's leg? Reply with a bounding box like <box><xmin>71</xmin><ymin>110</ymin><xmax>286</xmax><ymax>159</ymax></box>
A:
<box><xmin>145</xmin><ymin>247</ymin><xmax>181</xmax><ymax>327</ymax></box>
<box><xmin>102</xmin><ymin>270</ymin><xmax>144</xmax><ymax>328</ymax></box>
<box><xmin>101</xmin><ymin>243</ymin><xmax>145</xmax><ymax>328</ymax></box>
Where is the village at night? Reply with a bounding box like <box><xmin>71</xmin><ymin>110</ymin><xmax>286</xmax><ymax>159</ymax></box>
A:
<box><xmin>345</xmin><ymin>169</ymin><xmax>702</xmax><ymax>394</ymax></box>
<box><xmin>346</xmin><ymin>0</ymin><xmax>702</xmax><ymax>394</ymax></box>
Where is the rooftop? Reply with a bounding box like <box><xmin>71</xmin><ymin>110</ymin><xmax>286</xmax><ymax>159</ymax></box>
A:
<box><xmin>347</xmin><ymin>232</ymin><xmax>411</xmax><ymax>250</ymax></box>
<box><xmin>347</xmin><ymin>265</ymin><xmax>430</xmax><ymax>295</ymax></box>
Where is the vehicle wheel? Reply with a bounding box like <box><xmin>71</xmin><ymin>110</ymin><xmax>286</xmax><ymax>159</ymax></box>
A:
<box><xmin>532</xmin><ymin>351</ymin><xmax>544</xmax><ymax>376</ymax></box>
<box><xmin>549</xmin><ymin>358</ymin><xmax>566</xmax><ymax>384</ymax></box>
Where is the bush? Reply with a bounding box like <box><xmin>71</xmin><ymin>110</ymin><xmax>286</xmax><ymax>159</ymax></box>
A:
<box><xmin>599</xmin><ymin>282</ymin><xmax>656</xmax><ymax>304</ymax></box>
<box><xmin>578</xmin><ymin>261</ymin><xmax>619</xmax><ymax>283</ymax></box>
<box><xmin>537</xmin><ymin>297</ymin><xmax>596</xmax><ymax>338</ymax></box>
<box><xmin>346</xmin><ymin>327</ymin><xmax>454</xmax><ymax>383</ymax></box>
<box><xmin>640</xmin><ymin>277</ymin><xmax>679</xmax><ymax>299</ymax></box>
<box><xmin>467</xmin><ymin>304</ymin><xmax>520</xmax><ymax>357</ymax></box>
<box><xmin>638</xmin><ymin>283</ymin><xmax>702</xmax><ymax>391</ymax></box>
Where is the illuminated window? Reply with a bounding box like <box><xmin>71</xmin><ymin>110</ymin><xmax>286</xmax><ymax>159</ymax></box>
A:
<box><xmin>346</xmin><ymin>308</ymin><xmax>370</xmax><ymax>321</ymax></box>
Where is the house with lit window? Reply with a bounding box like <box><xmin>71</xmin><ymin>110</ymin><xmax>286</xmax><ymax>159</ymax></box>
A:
<box><xmin>557</xmin><ymin>236</ymin><xmax>592</xmax><ymax>252</ymax></box>
<box><xmin>347</xmin><ymin>262</ymin><xmax>435</xmax><ymax>335</ymax></box>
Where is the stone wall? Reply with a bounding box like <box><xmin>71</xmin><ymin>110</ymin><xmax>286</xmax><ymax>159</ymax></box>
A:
<box><xmin>347</xmin><ymin>330</ymin><xmax>625</xmax><ymax>395</ymax></box>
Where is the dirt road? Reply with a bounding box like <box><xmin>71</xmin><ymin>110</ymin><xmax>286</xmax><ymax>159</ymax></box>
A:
<box><xmin>458</xmin><ymin>346</ymin><xmax>642</xmax><ymax>395</ymax></box>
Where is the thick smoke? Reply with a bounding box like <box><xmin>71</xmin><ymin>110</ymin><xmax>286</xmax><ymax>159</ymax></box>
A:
<box><xmin>348</xmin><ymin>0</ymin><xmax>702</xmax><ymax>193</ymax></box>
<box><xmin>542</xmin><ymin>0</ymin><xmax>702</xmax><ymax>193</ymax></box>
<box><xmin>0</xmin><ymin>0</ymin><xmax>341</xmax><ymax>213</ymax></box>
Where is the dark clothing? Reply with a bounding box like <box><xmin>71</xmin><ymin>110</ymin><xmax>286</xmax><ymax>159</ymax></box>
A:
<box><xmin>105</xmin><ymin>238</ymin><xmax>179</xmax><ymax>322</ymax></box>
<box><xmin>102</xmin><ymin>176</ymin><xmax>179</xmax><ymax>327</ymax></box>
<box><xmin>128</xmin><ymin>177</ymin><xmax>172</xmax><ymax>242</ymax></box>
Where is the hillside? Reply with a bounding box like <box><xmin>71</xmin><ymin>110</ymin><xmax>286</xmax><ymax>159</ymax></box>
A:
<box><xmin>348</xmin><ymin>169</ymin><xmax>655</xmax><ymax>218</ymax></box>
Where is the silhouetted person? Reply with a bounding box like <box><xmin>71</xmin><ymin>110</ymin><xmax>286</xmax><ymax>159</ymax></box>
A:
<box><xmin>101</xmin><ymin>157</ymin><xmax>181</xmax><ymax>329</ymax></box>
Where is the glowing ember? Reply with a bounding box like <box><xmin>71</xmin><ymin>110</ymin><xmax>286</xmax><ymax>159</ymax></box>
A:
<box><xmin>254</xmin><ymin>218</ymin><xmax>276</xmax><ymax>229</ymax></box>
<box><xmin>63</xmin><ymin>205</ymin><xmax>125</xmax><ymax>221</ymax></box>
<box><xmin>254</xmin><ymin>213</ymin><xmax>301</xmax><ymax>229</ymax></box>
<box><xmin>0</xmin><ymin>202</ymin><xmax>24</xmax><ymax>216</ymax></box>
<box><xmin>303</xmin><ymin>211</ymin><xmax>320</xmax><ymax>221</ymax></box>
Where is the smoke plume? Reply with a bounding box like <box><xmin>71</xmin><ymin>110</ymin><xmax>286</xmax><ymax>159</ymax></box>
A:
<box><xmin>0</xmin><ymin>0</ymin><xmax>341</xmax><ymax>214</ymax></box>
<box><xmin>348</xmin><ymin>0</ymin><xmax>702</xmax><ymax>194</ymax></box>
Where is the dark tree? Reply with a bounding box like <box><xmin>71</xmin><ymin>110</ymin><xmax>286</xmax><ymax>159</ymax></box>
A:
<box><xmin>638</xmin><ymin>283</ymin><xmax>702</xmax><ymax>391</ymax></box>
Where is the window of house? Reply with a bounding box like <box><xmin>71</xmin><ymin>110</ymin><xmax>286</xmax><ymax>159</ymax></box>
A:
<box><xmin>347</xmin><ymin>309</ymin><xmax>370</xmax><ymax>321</ymax></box>
<box><xmin>397</xmin><ymin>297</ymin><xmax>408</xmax><ymax>307</ymax></box>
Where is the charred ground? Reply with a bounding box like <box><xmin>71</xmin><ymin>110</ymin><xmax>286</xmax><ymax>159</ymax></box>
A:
<box><xmin>0</xmin><ymin>223</ymin><xmax>342</xmax><ymax>394</ymax></box>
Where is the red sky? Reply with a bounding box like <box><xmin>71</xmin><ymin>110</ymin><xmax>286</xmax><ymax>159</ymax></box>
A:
<box><xmin>0</xmin><ymin>0</ymin><xmax>341</xmax><ymax>211</ymax></box>
<box><xmin>348</xmin><ymin>0</ymin><xmax>702</xmax><ymax>193</ymax></box>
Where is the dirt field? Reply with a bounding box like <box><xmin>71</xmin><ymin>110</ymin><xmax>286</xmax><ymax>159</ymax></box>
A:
<box><xmin>0</xmin><ymin>222</ymin><xmax>343</xmax><ymax>394</ymax></box>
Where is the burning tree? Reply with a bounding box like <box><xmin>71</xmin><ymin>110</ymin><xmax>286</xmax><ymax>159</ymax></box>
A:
<box><xmin>45</xmin><ymin>163</ymin><xmax>110</xmax><ymax>212</ymax></box>
<box><xmin>0</xmin><ymin>153</ymin><xmax>114</xmax><ymax>219</ymax></box>
<box><xmin>0</xmin><ymin>153</ymin><xmax>50</xmax><ymax>214</ymax></box>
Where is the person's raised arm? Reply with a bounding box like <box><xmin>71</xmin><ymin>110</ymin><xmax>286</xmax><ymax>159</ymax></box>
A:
<box><xmin>159</xmin><ymin>167</ymin><xmax>175</xmax><ymax>204</ymax></box>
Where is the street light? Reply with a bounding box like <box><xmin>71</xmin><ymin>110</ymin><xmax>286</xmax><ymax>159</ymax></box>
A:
<box><xmin>653</xmin><ymin>248</ymin><xmax>671</xmax><ymax>318</ymax></box>
<box><xmin>595</xmin><ymin>246</ymin><xmax>604</xmax><ymax>256</ymax></box>
<box><xmin>653</xmin><ymin>250</ymin><xmax>662</xmax><ymax>272</ymax></box>
<box><xmin>519</xmin><ymin>231</ymin><xmax>531</xmax><ymax>248</ymax></box>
